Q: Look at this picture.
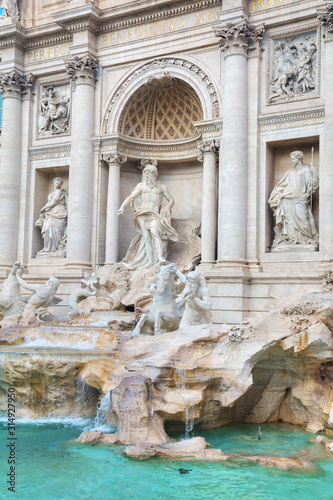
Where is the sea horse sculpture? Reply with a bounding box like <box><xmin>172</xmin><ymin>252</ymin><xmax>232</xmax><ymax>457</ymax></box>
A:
<box><xmin>132</xmin><ymin>263</ymin><xmax>181</xmax><ymax>336</ymax></box>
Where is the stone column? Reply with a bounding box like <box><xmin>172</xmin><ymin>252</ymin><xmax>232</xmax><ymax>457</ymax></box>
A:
<box><xmin>318</xmin><ymin>5</ymin><xmax>333</xmax><ymax>259</ymax></box>
<box><xmin>0</xmin><ymin>71</ymin><xmax>33</xmax><ymax>267</ymax></box>
<box><xmin>65</xmin><ymin>55</ymin><xmax>99</xmax><ymax>267</ymax></box>
<box><xmin>198</xmin><ymin>140</ymin><xmax>219</xmax><ymax>264</ymax></box>
<box><xmin>102</xmin><ymin>152</ymin><xmax>127</xmax><ymax>265</ymax></box>
<box><xmin>215</xmin><ymin>21</ymin><xmax>264</xmax><ymax>265</ymax></box>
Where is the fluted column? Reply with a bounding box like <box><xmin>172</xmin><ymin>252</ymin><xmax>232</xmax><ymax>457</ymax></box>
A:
<box><xmin>102</xmin><ymin>152</ymin><xmax>127</xmax><ymax>264</ymax></box>
<box><xmin>215</xmin><ymin>21</ymin><xmax>264</xmax><ymax>265</ymax></box>
<box><xmin>198</xmin><ymin>140</ymin><xmax>219</xmax><ymax>264</ymax></box>
<box><xmin>318</xmin><ymin>5</ymin><xmax>333</xmax><ymax>258</ymax></box>
<box><xmin>0</xmin><ymin>71</ymin><xmax>33</xmax><ymax>266</ymax></box>
<box><xmin>65</xmin><ymin>55</ymin><xmax>98</xmax><ymax>267</ymax></box>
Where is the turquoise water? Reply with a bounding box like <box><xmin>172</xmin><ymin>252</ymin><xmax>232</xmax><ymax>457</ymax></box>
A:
<box><xmin>0</xmin><ymin>419</ymin><xmax>333</xmax><ymax>500</ymax></box>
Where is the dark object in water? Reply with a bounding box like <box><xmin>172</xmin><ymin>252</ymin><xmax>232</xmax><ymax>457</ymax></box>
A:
<box><xmin>257</xmin><ymin>426</ymin><xmax>262</xmax><ymax>441</ymax></box>
<box><xmin>178</xmin><ymin>468</ymin><xmax>192</xmax><ymax>474</ymax></box>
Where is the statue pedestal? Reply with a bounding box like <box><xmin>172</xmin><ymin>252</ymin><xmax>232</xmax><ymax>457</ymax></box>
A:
<box><xmin>271</xmin><ymin>244</ymin><xmax>318</xmax><ymax>253</ymax></box>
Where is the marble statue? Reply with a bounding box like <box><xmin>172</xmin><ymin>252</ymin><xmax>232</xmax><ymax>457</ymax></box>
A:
<box><xmin>269</xmin><ymin>151</ymin><xmax>319</xmax><ymax>251</ymax></box>
<box><xmin>118</xmin><ymin>164</ymin><xmax>178</xmax><ymax>269</ymax></box>
<box><xmin>0</xmin><ymin>261</ymin><xmax>24</xmax><ymax>316</ymax></box>
<box><xmin>39</xmin><ymin>86</ymin><xmax>70</xmax><ymax>135</ymax></box>
<box><xmin>16</xmin><ymin>269</ymin><xmax>62</xmax><ymax>324</ymax></box>
<box><xmin>269</xmin><ymin>34</ymin><xmax>317</xmax><ymax>102</ymax></box>
<box><xmin>175</xmin><ymin>269</ymin><xmax>212</xmax><ymax>328</ymax></box>
<box><xmin>0</xmin><ymin>0</ymin><xmax>19</xmax><ymax>19</ymax></box>
<box><xmin>132</xmin><ymin>264</ymin><xmax>181</xmax><ymax>336</ymax></box>
<box><xmin>35</xmin><ymin>177</ymin><xmax>68</xmax><ymax>257</ymax></box>
<box><xmin>68</xmin><ymin>272</ymin><xmax>97</xmax><ymax>310</ymax></box>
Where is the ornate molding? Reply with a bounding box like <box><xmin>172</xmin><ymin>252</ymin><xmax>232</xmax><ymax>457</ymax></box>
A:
<box><xmin>103</xmin><ymin>57</ymin><xmax>220</xmax><ymax>134</ymax></box>
<box><xmin>65</xmin><ymin>55</ymin><xmax>99</xmax><ymax>86</ymax></box>
<box><xmin>215</xmin><ymin>20</ymin><xmax>265</xmax><ymax>56</ymax></box>
<box><xmin>101</xmin><ymin>152</ymin><xmax>127</xmax><ymax>165</ymax></box>
<box><xmin>197</xmin><ymin>139</ymin><xmax>219</xmax><ymax>161</ymax></box>
<box><xmin>24</xmin><ymin>33</ymin><xmax>73</xmax><ymax>50</ymax></box>
<box><xmin>0</xmin><ymin>71</ymin><xmax>34</xmax><ymax>99</ymax></box>
<box><xmin>258</xmin><ymin>108</ymin><xmax>325</xmax><ymax>132</ymax></box>
<box><xmin>317</xmin><ymin>4</ymin><xmax>333</xmax><ymax>35</ymax></box>
<box><xmin>99</xmin><ymin>0</ymin><xmax>220</xmax><ymax>33</ymax></box>
<box><xmin>97</xmin><ymin>134</ymin><xmax>201</xmax><ymax>161</ymax></box>
<box><xmin>29</xmin><ymin>143</ymin><xmax>71</xmax><ymax>162</ymax></box>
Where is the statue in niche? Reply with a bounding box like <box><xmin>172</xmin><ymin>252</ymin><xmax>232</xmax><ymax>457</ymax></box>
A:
<box><xmin>16</xmin><ymin>269</ymin><xmax>62</xmax><ymax>324</ymax></box>
<box><xmin>39</xmin><ymin>86</ymin><xmax>70</xmax><ymax>135</ymax></box>
<box><xmin>35</xmin><ymin>177</ymin><xmax>68</xmax><ymax>258</ymax></box>
<box><xmin>0</xmin><ymin>0</ymin><xmax>18</xmax><ymax>19</ymax></box>
<box><xmin>118</xmin><ymin>164</ymin><xmax>179</xmax><ymax>269</ymax></box>
<box><xmin>268</xmin><ymin>34</ymin><xmax>317</xmax><ymax>103</ymax></box>
<box><xmin>268</xmin><ymin>150</ymin><xmax>319</xmax><ymax>251</ymax></box>
<box><xmin>174</xmin><ymin>269</ymin><xmax>212</xmax><ymax>328</ymax></box>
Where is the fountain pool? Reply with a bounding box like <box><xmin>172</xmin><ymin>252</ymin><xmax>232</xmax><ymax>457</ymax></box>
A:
<box><xmin>0</xmin><ymin>420</ymin><xmax>332</xmax><ymax>500</ymax></box>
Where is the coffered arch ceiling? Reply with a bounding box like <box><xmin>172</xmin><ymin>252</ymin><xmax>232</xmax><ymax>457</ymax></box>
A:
<box><xmin>118</xmin><ymin>76</ymin><xmax>203</xmax><ymax>141</ymax></box>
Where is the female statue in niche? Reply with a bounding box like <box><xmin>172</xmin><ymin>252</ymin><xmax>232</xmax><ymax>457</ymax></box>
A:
<box><xmin>268</xmin><ymin>150</ymin><xmax>319</xmax><ymax>251</ymax></box>
<box><xmin>35</xmin><ymin>177</ymin><xmax>68</xmax><ymax>258</ymax></box>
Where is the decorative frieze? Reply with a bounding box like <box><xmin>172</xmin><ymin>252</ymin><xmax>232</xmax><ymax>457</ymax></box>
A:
<box><xmin>258</xmin><ymin>108</ymin><xmax>325</xmax><ymax>131</ymax></box>
<box><xmin>29</xmin><ymin>143</ymin><xmax>71</xmax><ymax>162</ymax></box>
<box><xmin>0</xmin><ymin>71</ymin><xmax>34</xmax><ymax>99</ymax></box>
<box><xmin>65</xmin><ymin>55</ymin><xmax>99</xmax><ymax>87</ymax></box>
<box><xmin>215</xmin><ymin>21</ymin><xmax>265</xmax><ymax>56</ymax></box>
<box><xmin>266</xmin><ymin>25</ymin><xmax>321</xmax><ymax>104</ymax></box>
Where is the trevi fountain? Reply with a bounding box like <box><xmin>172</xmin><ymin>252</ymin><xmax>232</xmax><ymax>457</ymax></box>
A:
<box><xmin>0</xmin><ymin>0</ymin><xmax>333</xmax><ymax>499</ymax></box>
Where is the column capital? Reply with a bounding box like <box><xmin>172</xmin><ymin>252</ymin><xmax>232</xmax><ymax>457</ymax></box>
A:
<box><xmin>197</xmin><ymin>140</ymin><xmax>219</xmax><ymax>162</ymax></box>
<box><xmin>101</xmin><ymin>152</ymin><xmax>127</xmax><ymax>166</ymax></box>
<box><xmin>318</xmin><ymin>3</ymin><xmax>333</xmax><ymax>39</ymax></box>
<box><xmin>0</xmin><ymin>71</ymin><xmax>34</xmax><ymax>99</ymax></box>
<box><xmin>215</xmin><ymin>20</ymin><xmax>265</xmax><ymax>56</ymax></box>
<box><xmin>65</xmin><ymin>55</ymin><xmax>99</xmax><ymax>87</ymax></box>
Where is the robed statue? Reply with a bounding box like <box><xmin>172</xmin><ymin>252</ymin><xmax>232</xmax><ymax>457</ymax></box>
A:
<box><xmin>118</xmin><ymin>164</ymin><xmax>178</xmax><ymax>269</ymax></box>
<box><xmin>268</xmin><ymin>150</ymin><xmax>319</xmax><ymax>251</ymax></box>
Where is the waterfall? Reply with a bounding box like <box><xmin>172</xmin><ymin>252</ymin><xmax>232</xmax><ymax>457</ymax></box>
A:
<box><xmin>184</xmin><ymin>405</ymin><xmax>195</xmax><ymax>439</ymax></box>
<box><xmin>94</xmin><ymin>392</ymin><xmax>111</xmax><ymax>428</ymax></box>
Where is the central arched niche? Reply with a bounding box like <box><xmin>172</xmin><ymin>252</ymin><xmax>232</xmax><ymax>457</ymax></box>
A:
<box><xmin>116</xmin><ymin>75</ymin><xmax>205</xmax><ymax>262</ymax></box>
<box><xmin>118</xmin><ymin>76</ymin><xmax>203</xmax><ymax>140</ymax></box>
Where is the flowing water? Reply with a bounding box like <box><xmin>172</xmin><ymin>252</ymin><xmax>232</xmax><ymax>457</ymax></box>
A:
<box><xmin>0</xmin><ymin>420</ymin><xmax>332</xmax><ymax>500</ymax></box>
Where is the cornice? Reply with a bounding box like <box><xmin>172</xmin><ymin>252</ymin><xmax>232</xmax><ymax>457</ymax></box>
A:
<box><xmin>29</xmin><ymin>143</ymin><xmax>71</xmax><ymax>161</ymax></box>
<box><xmin>99</xmin><ymin>0</ymin><xmax>220</xmax><ymax>33</ymax></box>
<box><xmin>258</xmin><ymin>108</ymin><xmax>325</xmax><ymax>131</ymax></box>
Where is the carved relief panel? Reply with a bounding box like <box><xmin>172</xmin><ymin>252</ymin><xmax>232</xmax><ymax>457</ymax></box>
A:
<box><xmin>267</xmin><ymin>26</ymin><xmax>320</xmax><ymax>105</ymax></box>
<box><xmin>37</xmin><ymin>79</ymin><xmax>71</xmax><ymax>139</ymax></box>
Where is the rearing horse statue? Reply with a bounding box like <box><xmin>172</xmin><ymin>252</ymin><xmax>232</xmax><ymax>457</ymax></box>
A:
<box><xmin>132</xmin><ymin>264</ymin><xmax>181</xmax><ymax>336</ymax></box>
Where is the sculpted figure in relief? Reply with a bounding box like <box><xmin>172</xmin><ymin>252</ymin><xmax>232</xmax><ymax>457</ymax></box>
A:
<box><xmin>175</xmin><ymin>269</ymin><xmax>212</xmax><ymax>328</ymax></box>
<box><xmin>39</xmin><ymin>86</ymin><xmax>70</xmax><ymax>135</ymax></box>
<box><xmin>35</xmin><ymin>177</ymin><xmax>68</xmax><ymax>258</ymax></box>
<box><xmin>269</xmin><ymin>151</ymin><xmax>319</xmax><ymax>251</ymax></box>
<box><xmin>16</xmin><ymin>270</ymin><xmax>62</xmax><ymax>324</ymax></box>
<box><xmin>0</xmin><ymin>261</ymin><xmax>24</xmax><ymax>316</ymax></box>
<box><xmin>118</xmin><ymin>164</ymin><xmax>178</xmax><ymax>269</ymax></box>
<box><xmin>268</xmin><ymin>35</ymin><xmax>317</xmax><ymax>102</ymax></box>
<box><xmin>0</xmin><ymin>0</ymin><xmax>18</xmax><ymax>19</ymax></box>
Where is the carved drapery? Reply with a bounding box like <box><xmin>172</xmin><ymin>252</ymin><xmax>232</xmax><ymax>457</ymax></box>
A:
<box><xmin>65</xmin><ymin>55</ymin><xmax>99</xmax><ymax>87</ymax></box>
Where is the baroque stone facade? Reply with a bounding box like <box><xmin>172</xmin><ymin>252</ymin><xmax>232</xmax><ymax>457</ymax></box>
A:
<box><xmin>0</xmin><ymin>0</ymin><xmax>332</xmax><ymax>323</ymax></box>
